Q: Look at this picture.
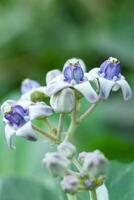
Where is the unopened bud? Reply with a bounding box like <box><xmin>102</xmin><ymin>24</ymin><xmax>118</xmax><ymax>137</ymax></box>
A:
<box><xmin>50</xmin><ymin>88</ymin><xmax>76</xmax><ymax>113</ymax></box>
<box><xmin>58</xmin><ymin>141</ymin><xmax>76</xmax><ymax>159</ymax></box>
<box><xmin>43</xmin><ymin>152</ymin><xmax>70</xmax><ymax>177</ymax></box>
<box><xmin>79</xmin><ymin>150</ymin><xmax>108</xmax><ymax>178</ymax></box>
<box><xmin>61</xmin><ymin>175</ymin><xmax>79</xmax><ymax>194</ymax></box>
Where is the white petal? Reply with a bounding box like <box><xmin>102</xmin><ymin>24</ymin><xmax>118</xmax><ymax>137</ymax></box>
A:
<box><xmin>87</xmin><ymin>68</ymin><xmax>100</xmax><ymax>81</ymax></box>
<box><xmin>99</xmin><ymin>78</ymin><xmax>115</xmax><ymax>99</ymax></box>
<box><xmin>46</xmin><ymin>69</ymin><xmax>62</xmax><ymax>85</ymax></box>
<box><xmin>16</xmin><ymin>121</ymin><xmax>37</xmax><ymax>141</ymax></box>
<box><xmin>74</xmin><ymin>81</ymin><xmax>98</xmax><ymax>103</ymax></box>
<box><xmin>29</xmin><ymin>102</ymin><xmax>53</xmax><ymax>120</ymax></box>
<box><xmin>117</xmin><ymin>79</ymin><xmax>132</xmax><ymax>101</ymax></box>
<box><xmin>96</xmin><ymin>184</ymin><xmax>109</xmax><ymax>200</ymax></box>
<box><xmin>5</xmin><ymin>124</ymin><xmax>16</xmax><ymax>150</ymax></box>
<box><xmin>46</xmin><ymin>81</ymin><xmax>71</xmax><ymax>96</ymax></box>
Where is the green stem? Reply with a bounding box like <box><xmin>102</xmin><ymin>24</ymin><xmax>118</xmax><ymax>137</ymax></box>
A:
<box><xmin>57</xmin><ymin>113</ymin><xmax>65</xmax><ymax>139</ymax></box>
<box><xmin>77</xmin><ymin>101</ymin><xmax>99</xmax><ymax>123</ymax></box>
<box><xmin>72</xmin><ymin>157</ymin><xmax>82</xmax><ymax>172</ymax></box>
<box><xmin>89</xmin><ymin>189</ymin><xmax>97</xmax><ymax>200</ymax></box>
<box><xmin>64</xmin><ymin>111</ymin><xmax>76</xmax><ymax>141</ymax></box>
<box><xmin>67</xmin><ymin>194</ymin><xmax>77</xmax><ymax>200</ymax></box>
<box><xmin>44</xmin><ymin>118</ymin><xmax>54</xmax><ymax>130</ymax></box>
<box><xmin>32</xmin><ymin>124</ymin><xmax>59</xmax><ymax>143</ymax></box>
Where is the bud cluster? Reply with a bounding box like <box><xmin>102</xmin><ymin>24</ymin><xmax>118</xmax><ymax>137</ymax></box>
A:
<box><xmin>43</xmin><ymin>142</ymin><xmax>108</xmax><ymax>194</ymax></box>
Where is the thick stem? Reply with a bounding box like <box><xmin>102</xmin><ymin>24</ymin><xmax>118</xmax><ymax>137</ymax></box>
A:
<box><xmin>67</xmin><ymin>194</ymin><xmax>77</xmax><ymax>200</ymax></box>
<box><xmin>77</xmin><ymin>101</ymin><xmax>99</xmax><ymax>123</ymax></box>
<box><xmin>32</xmin><ymin>124</ymin><xmax>59</xmax><ymax>143</ymax></box>
<box><xmin>57</xmin><ymin>113</ymin><xmax>65</xmax><ymax>139</ymax></box>
<box><xmin>89</xmin><ymin>189</ymin><xmax>97</xmax><ymax>200</ymax></box>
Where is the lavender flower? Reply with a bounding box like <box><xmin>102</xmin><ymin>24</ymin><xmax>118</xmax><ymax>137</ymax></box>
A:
<box><xmin>1</xmin><ymin>100</ymin><xmax>53</xmax><ymax>149</ymax></box>
<box><xmin>88</xmin><ymin>57</ymin><xmax>132</xmax><ymax>100</ymax></box>
<box><xmin>46</xmin><ymin>58</ymin><xmax>98</xmax><ymax>105</ymax></box>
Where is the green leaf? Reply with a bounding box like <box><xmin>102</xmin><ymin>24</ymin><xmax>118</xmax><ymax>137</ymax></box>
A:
<box><xmin>0</xmin><ymin>177</ymin><xmax>57</xmax><ymax>200</ymax></box>
<box><xmin>106</xmin><ymin>161</ymin><xmax>134</xmax><ymax>200</ymax></box>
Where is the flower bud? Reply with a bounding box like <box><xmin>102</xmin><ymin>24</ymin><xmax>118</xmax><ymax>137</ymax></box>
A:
<box><xmin>79</xmin><ymin>150</ymin><xmax>108</xmax><ymax>178</ymax></box>
<box><xmin>43</xmin><ymin>152</ymin><xmax>70</xmax><ymax>177</ymax></box>
<box><xmin>50</xmin><ymin>88</ymin><xmax>76</xmax><ymax>113</ymax></box>
<box><xmin>30</xmin><ymin>91</ymin><xmax>46</xmax><ymax>103</ymax></box>
<box><xmin>57</xmin><ymin>141</ymin><xmax>76</xmax><ymax>159</ymax></box>
<box><xmin>60</xmin><ymin>175</ymin><xmax>79</xmax><ymax>194</ymax></box>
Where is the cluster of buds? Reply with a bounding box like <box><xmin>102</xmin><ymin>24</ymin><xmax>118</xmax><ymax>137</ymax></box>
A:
<box><xmin>43</xmin><ymin>141</ymin><xmax>108</xmax><ymax>195</ymax></box>
<box><xmin>0</xmin><ymin>57</ymin><xmax>132</xmax><ymax>199</ymax></box>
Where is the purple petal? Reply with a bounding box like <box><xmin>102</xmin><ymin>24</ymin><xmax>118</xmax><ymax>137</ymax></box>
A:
<box><xmin>21</xmin><ymin>79</ymin><xmax>40</xmax><ymax>94</ymax></box>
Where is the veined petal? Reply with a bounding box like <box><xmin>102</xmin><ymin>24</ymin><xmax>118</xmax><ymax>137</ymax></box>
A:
<box><xmin>46</xmin><ymin>81</ymin><xmax>71</xmax><ymax>96</ymax></box>
<box><xmin>99</xmin><ymin>78</ymin><xmax>115</xmax><ymax>99</ymax></box>
<box><xmin>29</xmin><ymin>102</ymin><xmax>53</xmax><ymax>120</ymax></box>
<box><xmin>46</xmin><ymin>69</ymin><xmax>62</xmax><ymax>85</ymax></box>
<box><xmin>74</xmin><ymin>81</ymin><xmax>98</xmax><ymax>103</ymax></box>
<box><xmin>117</xmin><ymin>79</ymin><xmax>132</xmax><ymax>101</ymax></box>
<box><xmin>16</xmin><ymin>121</ymin><xmax>37</xmax><ymax>141</ymax></box>
<box><xmin>87</xmin><ymin>68</ymin><xmax>100</xmax><ymax>81</ymax></box>
<box><xmin>96</xmin><ymin>184</ymin><xmax>109</xmax><ymax>200</ymax></box>
<box><xmin>5</xmin><ymin>124</ymin><xmax>16</xmax><ymax>150</ymax></box>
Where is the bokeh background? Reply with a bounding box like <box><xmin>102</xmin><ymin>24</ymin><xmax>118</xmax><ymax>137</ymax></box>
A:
<box><xmin>0</xmin><ymin>0</ymin><xmax>134</xmax><ymax>198</ymax></box>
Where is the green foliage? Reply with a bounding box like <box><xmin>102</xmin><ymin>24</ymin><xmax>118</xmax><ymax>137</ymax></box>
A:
<box><xmin>107</xmin><ymin>161</ymin><xmax>134</xmax><ymax>200</ymax></box>
<box><xmin>0</xmin><ymin>177</ymin><xmax>57</xmax><ymax>200</ymax></box>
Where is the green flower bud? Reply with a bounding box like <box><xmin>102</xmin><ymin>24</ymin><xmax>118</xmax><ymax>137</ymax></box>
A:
<box><xmin>50</xmin><ymin>88</ymin><xmax>76</xmax><ymax>113</ymax></box>
<box><xmin>31</xmin><ymin>91</ymin><xmax>46</xmax><ymax>102</ymax></box>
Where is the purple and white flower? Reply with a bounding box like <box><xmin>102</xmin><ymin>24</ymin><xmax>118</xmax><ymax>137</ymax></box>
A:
<box><xmin>1</xmin><ymin>100</ymin><xmax>53</xmax><ymax>149</ymax></box>
<box><xmin>46</xmin><ymin>58</ymin><xmax>98</xmax><ymax>105</ymax></box>
<box><xmin>87</xmin><ymin>57</ymin><xmax>132</xmax><ymax>100</ymax></box>
<box><xmin>20</xmin><ymin>79</ymin><xmax>47</xmax><ymax>102</ymax></box>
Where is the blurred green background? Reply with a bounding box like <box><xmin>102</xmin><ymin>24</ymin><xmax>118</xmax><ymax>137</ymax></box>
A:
<box><xmin>0</xmin><ymin>0</ymin><xmax>134</xmax><ymax>195</ymax></box>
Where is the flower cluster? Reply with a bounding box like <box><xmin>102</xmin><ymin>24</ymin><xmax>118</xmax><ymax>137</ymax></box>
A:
<box><xmin>0</xmin><ymin>57</ymin><xmax>132</xmax><ymax>200</ymax></box>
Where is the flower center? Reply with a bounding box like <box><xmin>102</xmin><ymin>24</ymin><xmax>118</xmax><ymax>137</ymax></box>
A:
<box><xmin>63</xmin><ymin>62</ymin><xmax>84</xmax><ymax>84</ymax></box>
<box><xmin>5</xmin><ymin>105</ymin><xmax>28</xmax><ymax>128</ymax></box>
<box><xmin>98</xmin><ymin>57</ymin><xmax>121</xmax><ymax>80</ymax></box>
